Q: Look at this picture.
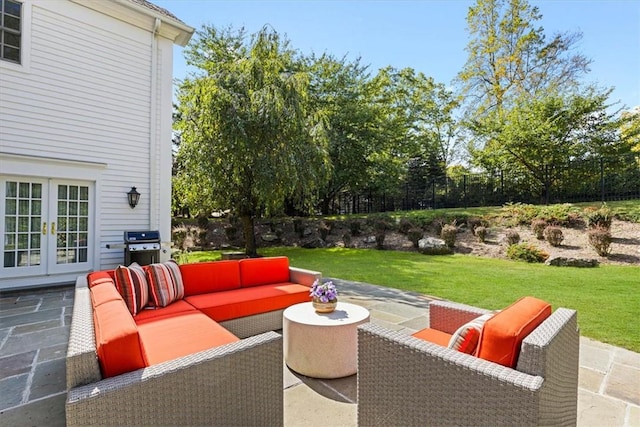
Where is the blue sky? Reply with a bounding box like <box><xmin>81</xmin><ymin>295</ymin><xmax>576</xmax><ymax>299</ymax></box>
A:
<box><xmin>156</xmin><ymin>0</ymin><xmax>640</xmax><ymax>110</ymax></box>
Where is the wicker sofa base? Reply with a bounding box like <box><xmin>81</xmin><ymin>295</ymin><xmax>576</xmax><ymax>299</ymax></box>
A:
<box><xmin>65</xmin><ymin>264</ymin><xmax>320</xmax><ymax>427</ymax></box>
<box><xmin>66</xmin><ymin>331</ymin><xmax>282</xmax><ymax>426</ymax></box>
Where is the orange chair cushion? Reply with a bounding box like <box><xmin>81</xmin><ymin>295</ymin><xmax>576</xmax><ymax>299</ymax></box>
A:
<box><xmin>137</xmin><ymin>312</ymin><xmax>240</xmax><ymax>366</ymax></box>
<box><xmin>476</xmin><ymin>296</ymin><xmax>552</xmax><ymax>368</ymax></box>
<box><xmin>179</xmin><ymin>261</ymin><xmax>241</xmax><ymax>296</ymax></box>
<box><xmin>239</xmin><ymin>256</ymin><xmax>290</xmax><ymax>288</ymax></box>
<box><xmin>411</xmin><ymin>328</ymin><xmax>452</xmax><ymax>347</ymax></box>
<box><xmin>93</xmin><ymin>299</ymin><xmax>146</xmax><ymax>378</ymax></box>
<box><xmin>185</xmin><ymin>283</ymin><xmax>311</xmax><ymax>322</ymax></box>
<box><xmin>134</xmin><ymin>300</ymin><xmax>198</xmax><ymax>324</ymax></box>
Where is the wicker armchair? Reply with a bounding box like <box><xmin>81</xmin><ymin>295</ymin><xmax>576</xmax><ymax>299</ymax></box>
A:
<box><xmin>357</xmin><ymin>300</ymin><xmax>579</xmax><ymax>427</ymax></box>
<box><xmin>66</xmin><ymin>277</ymin><xmax>283</xmax><ymax>427</ymax></box>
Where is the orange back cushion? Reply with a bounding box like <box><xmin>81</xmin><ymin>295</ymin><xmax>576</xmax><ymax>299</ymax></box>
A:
<box><xmin>475</xmin><ymin>296</ymin><xmax>552</xmax><ymax>368</ymax></box>
<box><xmin>90</xmin><ymin>279</ymin><xmax>123</xmax><ymax>307</ymax></box>
<box><xmin>93</xmin><ymin>299</ymin><xmax>145</xmax><ymax>378</ymax></box>
<box><xmin>87</xmin><ymin>270</ymin><xmax>115</xmax><ymax>288</ymax></box>
<box><xmin>179</xmin><ymin>261</ymin><xmax>241</xmax><ymax>296</ymax></box>
<box><xmin>239</xmin><ymin>256</ymin><xmax>290</xmax><ymax>288</ymax></box>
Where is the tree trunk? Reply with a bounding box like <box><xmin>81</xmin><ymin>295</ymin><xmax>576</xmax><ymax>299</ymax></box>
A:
<box><xmin>241</xmin><ymin>214</ymin><xmax>258</xmax><ymax>257</ymax></box>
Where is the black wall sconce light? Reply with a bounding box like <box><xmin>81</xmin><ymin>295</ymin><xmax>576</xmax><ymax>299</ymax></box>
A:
<box><xmin>127</xmin><ymin>186</ymin><xmax>140</xmax><ymax>209</ymax></box>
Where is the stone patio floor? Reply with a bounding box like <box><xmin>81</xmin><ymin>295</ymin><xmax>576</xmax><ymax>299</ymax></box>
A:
<box><xmin>0</xmin><ymin>279</ymin><xmax>638</xmax><ymax>426</ymax></box>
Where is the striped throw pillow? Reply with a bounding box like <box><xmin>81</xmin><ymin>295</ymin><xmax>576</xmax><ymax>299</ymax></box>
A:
<box><xmin>448</xmin><ymin>313</ymin><xmax>493</xmax><ymax>355</ymax></box>
<box><xmin>146</xmin><ymin>260</ymin><xmax>185</xmax><ymax>307</ymax></box>
<box><xmin>114</xmin><ymin>263</ymin><xmax>149</xmax><ymax>316</ymax></box>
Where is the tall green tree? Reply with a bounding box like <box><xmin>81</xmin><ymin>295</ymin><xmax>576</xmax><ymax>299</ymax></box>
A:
<box><xmin>175</xmin><ymin>26</ymin><xmax>329</xmax><ymax>255</ymax></box>
<box><xmin>305</xmin><ymin>54</ymin><xmax>385</xmax><ymax>213</ymax></box>
<box><xmin>458</xmin><ymin>0</ymin><xmax>590</xmax><ymax>119</ymax></box>
<box><xmin>478</xmin><ymin>87</ymin><xmax>634</xmax><ymax>202</ymax></box>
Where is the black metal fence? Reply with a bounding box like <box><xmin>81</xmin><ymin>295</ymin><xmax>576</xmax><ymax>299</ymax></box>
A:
<box><xmin>330</xmin><ymin>154</ymin><xmax>640</xmax><ymax>214</ymax></box>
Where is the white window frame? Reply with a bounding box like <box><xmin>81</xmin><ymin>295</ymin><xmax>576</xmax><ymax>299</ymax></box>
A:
<box><xmin>0</xmin><ymin>0</ymin><xmax>31</xmax><ymax>72</ymax></box>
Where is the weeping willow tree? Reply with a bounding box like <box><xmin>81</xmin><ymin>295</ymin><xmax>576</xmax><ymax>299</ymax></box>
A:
<box><xmin>175</xmin><ymin>26</ymin><xmax>330</xmax><ymax>256</ymax></box>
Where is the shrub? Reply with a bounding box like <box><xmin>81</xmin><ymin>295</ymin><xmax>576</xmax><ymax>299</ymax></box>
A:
<box><xmin>293</xmin><ymin>218</ymin><xmax>305</xmax><ymax>236</ymax></box>
<box><xmin>544</xmin><ymin>226</ymin><xmax>564</xmax><ymax>247</ymax></box>
<box><xmin>369</xmin><ymin>213</ymin><xmax>394</xmax><ymax>232</ymax></box>
<box><xmin>375</xmin><ymin>231</ymin><xmax>386</xmax><ymax>250</ymax></box>
<box><xmin>531</xmin><ymin>219</ymin><xmax>547</xmax><ymax>240</ymax></box>
<box><xmin>505</xmin><ymin>229</ymin><xmax>520</xmax><ymax>245</ymax></box>
<box><xmin>440</xmin><ymin>224</ymin><xmax>457</xmax><ymax>248</ymax></box>
<box><xmin>173</xmin><ymin>225</ymin><xmax>204</xmax><ymax>251</ymax></box>
<box><xmin>224</xmin><ymin>225</ymin><xmax>238</xmax><ymax>242</ymax></box>
<box><xmin>506</xmin><ymin>243</ymin><xmax>549</xmax><ymax>263</ymax></box>
<box><xmin>398</xmin><ymin>218</ymin><xmax>415</xmax><ymax>235</ymax></box>
<box><xmin>584</xmin><ymin>205</ymin><xmax>613</xmax><ymax>230</ymax></box>
<box><xmin>474</xmin><ymin>226</ymin><xmax>487</xmax><ymax>243</ymax></box>
<box><xmin>349</xmin><ymin>220</ymin><xmax>361</xmax><ymax>236</ymax></box>
<box><xmin>500</xmin><ymin>202</ymin><xmax>539</xmax><ymax>226</ymax></box>
<box><xmin>319</xmin><ymin>221</ymin><xmax>331</xmax><ymax>241</ymax></box>
<box><xmin>466</xmin><ymin>216</ymin><xmax>482</xmax><ymax>232</ymax></box>
<box><xmin>588</xmin><ymin>227</ymin><xmax>612</xmax><ymax>256</ymax></box>
<box><xmin>342</xmin><ymin>232</ymin><xmax>352</xmax><ymax>248</ymax></box>
<box><xmin>407</xmin><ymin>228</ymin><xmax>423</xmax><ymax>248</ymax></box>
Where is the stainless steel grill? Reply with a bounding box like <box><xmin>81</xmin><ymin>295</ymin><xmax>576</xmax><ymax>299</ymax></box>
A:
<box><xmin>124</xmin><ymin>230</ymin><xmax>161</xmax><ymax>266</ymax></box>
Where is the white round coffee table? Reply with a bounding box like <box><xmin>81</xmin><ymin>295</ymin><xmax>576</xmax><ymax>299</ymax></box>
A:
<box><xmin>283</xmin><ymin>301</ymin><xmax>370</xmax><ymax>378</ymax></box>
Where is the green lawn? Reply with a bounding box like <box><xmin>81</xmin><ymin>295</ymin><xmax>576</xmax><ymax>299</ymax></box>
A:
<box><xmin>182</xmin><ymin>247</ymin><xmax>640</xmax><ymax>352</ymax></box>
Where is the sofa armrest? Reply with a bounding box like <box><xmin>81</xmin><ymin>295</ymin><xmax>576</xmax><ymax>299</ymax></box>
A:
<box><xmin>429</xmin><ymin>299</ymin><xmax>491</xmax><ymax>334</ymax></box>
<box><xmin>66</xmin><ymin>331</ymin><xmax>283</xmax><ymax>427</ymax></box>
<box><xmin>66</xmin><ymin>275</ymin><xmax>102</xmax><ymax>390</ymax></box>
<box><xmin>289</xmin><ymin>266</ymin><xmax>321</xmax><ymax>287</ymax></box>
<box><xmin>357</xmin><ymin>323</ymin><xmax>545</xmax><ymax>426</ymax></box>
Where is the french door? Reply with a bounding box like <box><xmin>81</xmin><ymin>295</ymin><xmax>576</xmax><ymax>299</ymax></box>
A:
<box><xmin>2</xmin><ymin>177</ymin><xmax>93</xmax><ymax>279</ymax></box>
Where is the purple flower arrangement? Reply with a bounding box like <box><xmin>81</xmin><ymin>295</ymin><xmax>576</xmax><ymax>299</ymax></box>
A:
<box><xmin>310</xmin><ymin>280</ymin><xmax>338</xmax><ymax>303</ymax></box>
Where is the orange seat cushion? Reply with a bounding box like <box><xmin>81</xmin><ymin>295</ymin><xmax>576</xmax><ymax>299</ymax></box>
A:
<box><xmin>179</xmin><ymin>261</ymin><xmax>241</xmax><ymax>296</ymax></box>
<box><xmin>476</xmin><ymin>296</ymin><xmax>552</xmax><ymax>368</ymax></box>
<box><xmin>93</xmin><ymin>299</ymin><xmax>146</xmax><ymax>378</ymax></box>
<box><xmin>239</xmin><ymin>256</ymin><xmax>290</xmax><ymax>288</ymax></box>
<box><xmin>134</xmin><ymin>300</ymin><xmax>198</xmax><ymax>324</ymax></box>
<box><xmin>185</xmin><ymin>283</ymin><xmax>311</xmax><ymax>322</ymax></box>
<box><xmin>412</xmin><ymin>328</ymin><xmax>452</xmax><ymax>347</ymax></box>
<box><xmin>137</xmin><ymin>312</ymin><xmax>240</xmax><ymax>366</ymax></box>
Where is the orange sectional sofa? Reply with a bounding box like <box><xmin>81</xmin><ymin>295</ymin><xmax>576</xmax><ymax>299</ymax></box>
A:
<box><xmin>66</xmin><ymin>256</ymin><xmax>320</xmax><ymax>427</ymax></box>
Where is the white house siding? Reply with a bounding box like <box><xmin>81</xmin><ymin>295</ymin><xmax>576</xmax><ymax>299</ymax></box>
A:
<box><xmin>0</xmin><ymin>0</ymin><xmax>188</xmax><ymax>288</ymax></box>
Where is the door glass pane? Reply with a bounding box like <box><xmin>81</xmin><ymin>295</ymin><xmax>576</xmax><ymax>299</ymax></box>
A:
<box><xmin>19</xmin><ymin>200</ymin><xmax>29</xmax><ymax>215</ymax></box>
<box><xmin>4</xmin><ymin>252</ymin><xmax>16</xmax><ymax>268</ymax></box>
<box><xmin>31</xmin><ymin>217</ymin><xmax>40</xmax><ymax>232</ymax></box>
<box><xmin>19</xmin><ymin>183</ymin><xmax>29</xmax><ymax>198</ymax></box>
<box><xmin>30</xmin><ymin>234</ymin><xmax>40</xmax><ymax>249</ymax></box>
<box><xmin>17</xmin><ymin>234</ymin><xmax>28</xmax><ymax>249</ymax></box>
<box><xmin>6</xmin><ymin>182</ymin><xmax>17</xmax><ymax>197</ymax></box>
<box><xmin>18</xmin><ymin>217</ymin><xmax>28</xmax><ymax>232</ymax></box>
<box><xmin>58</xmin><ymin>185</ymin><xmax>67</xmax><ymax>199</ymax></box>
<box><xmin>5</xmin><ymin>234</ymin><xmax>15</xmax><ymax>250</ymax></box>
<box><xmin>5</xmin><ymin>199</ymin><xmax>16</xmax><ymax>215</ymax></box>
<box><xmin>32</xmin><ymin>183</ymin><xmax>42</xmax><ymax>199</ymax></box>
<box><xmin>2</xmin><ymin>180</ymin><xmax>42</xmax><ymax>268</ymax></box>
<box><xmin>55</xmin><ymin>184</ymin><xmax>89</xmax><ymax>265</ymax></box>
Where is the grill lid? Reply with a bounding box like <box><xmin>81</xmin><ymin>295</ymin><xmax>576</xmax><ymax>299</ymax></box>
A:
<box><xmin>124</xmin><ymin>230</ymin><xmax>160</xmax><ymax>243</ymax></box>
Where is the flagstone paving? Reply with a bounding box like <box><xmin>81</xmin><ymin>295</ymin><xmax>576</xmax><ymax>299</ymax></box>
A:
<box><xmin>1</xmin><ymin>281</ymin><xmax>638</xmax><ymax>426</ymax></box>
